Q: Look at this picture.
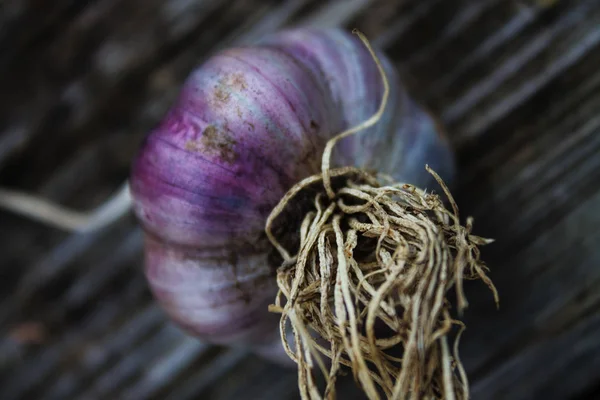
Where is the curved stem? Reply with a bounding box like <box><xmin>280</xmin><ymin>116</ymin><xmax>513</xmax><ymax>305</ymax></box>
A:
<box><xmin>0</xmin><ymin>181</ymin><xmax>132</xmax><ymax>232</ymax></box>
<box><xmin>321</xmin><ymin>29</ymin><xmax>390</xmax><ymax>199</ymax></box>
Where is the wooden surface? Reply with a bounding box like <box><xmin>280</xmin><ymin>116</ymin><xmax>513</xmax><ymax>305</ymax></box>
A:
<box><xmin>1</xmin><ymin>0</ymin><xmax>599</xmax><ymax>399</ymax></box>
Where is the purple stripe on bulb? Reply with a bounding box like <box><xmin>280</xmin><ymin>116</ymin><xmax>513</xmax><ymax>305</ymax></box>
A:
<box><xmin>144</xmin><ymin>236</ymin><xmax>279</xmax><ymax>344</ymax></box>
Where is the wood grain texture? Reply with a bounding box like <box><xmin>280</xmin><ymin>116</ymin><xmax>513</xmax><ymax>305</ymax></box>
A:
<box><xmin>1</xmin><ymin>0</ymin><xmax>599</xmax><ymax>399</ymax></box>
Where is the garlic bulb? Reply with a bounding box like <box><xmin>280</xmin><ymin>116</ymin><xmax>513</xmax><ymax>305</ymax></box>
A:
<box><xmin>0</xmin><ymin>27</ymin><xmax>497</xmax><ymax>399</ymax></box>
<box><xmin>129</xmin><ymin>27</ymin><xmax>454</xmax><ymax>361</ymax></box>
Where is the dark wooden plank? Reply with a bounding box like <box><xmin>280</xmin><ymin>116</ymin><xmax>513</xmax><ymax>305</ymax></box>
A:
<box><xmin>1</xmin><ymin>0</ymin><xmax>599</xmax><ymax>399</ymax></box>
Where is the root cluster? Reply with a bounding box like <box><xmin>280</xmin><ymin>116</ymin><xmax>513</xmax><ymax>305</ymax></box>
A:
<box><xmin>266</xmin><ymin>166</ymin><xmax>498</xmax><ymax>400</ymax></box>
<box><xmin>265</xmin><ymin>29</ymin><xmax>498</xmax><ymax>400</ymax></box>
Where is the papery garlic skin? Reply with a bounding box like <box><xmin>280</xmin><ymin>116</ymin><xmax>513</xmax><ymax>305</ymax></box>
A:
<box><xmin>129</xmin><ymin>28</ymin><xmax>453</xmax><ymax>360</ymax></box>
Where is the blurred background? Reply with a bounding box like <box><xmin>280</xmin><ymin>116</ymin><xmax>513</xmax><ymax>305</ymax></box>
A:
<box><xmin>1</xmin><ymin>0</ymin><xmax>599</xmax><ymax>399</ymax></box>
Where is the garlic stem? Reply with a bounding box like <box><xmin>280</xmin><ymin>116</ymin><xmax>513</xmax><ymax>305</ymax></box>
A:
<box><xmin>0</xmin><ymin>181</ymin><xmax>132</xmax><ymax>232</ymax></box>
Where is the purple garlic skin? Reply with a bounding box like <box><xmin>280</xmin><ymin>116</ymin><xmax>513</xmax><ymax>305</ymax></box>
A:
<box><xmin>130</xmin><ymin>28</ymin><xmax>454</xmax><ymax>360</ymax></box>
